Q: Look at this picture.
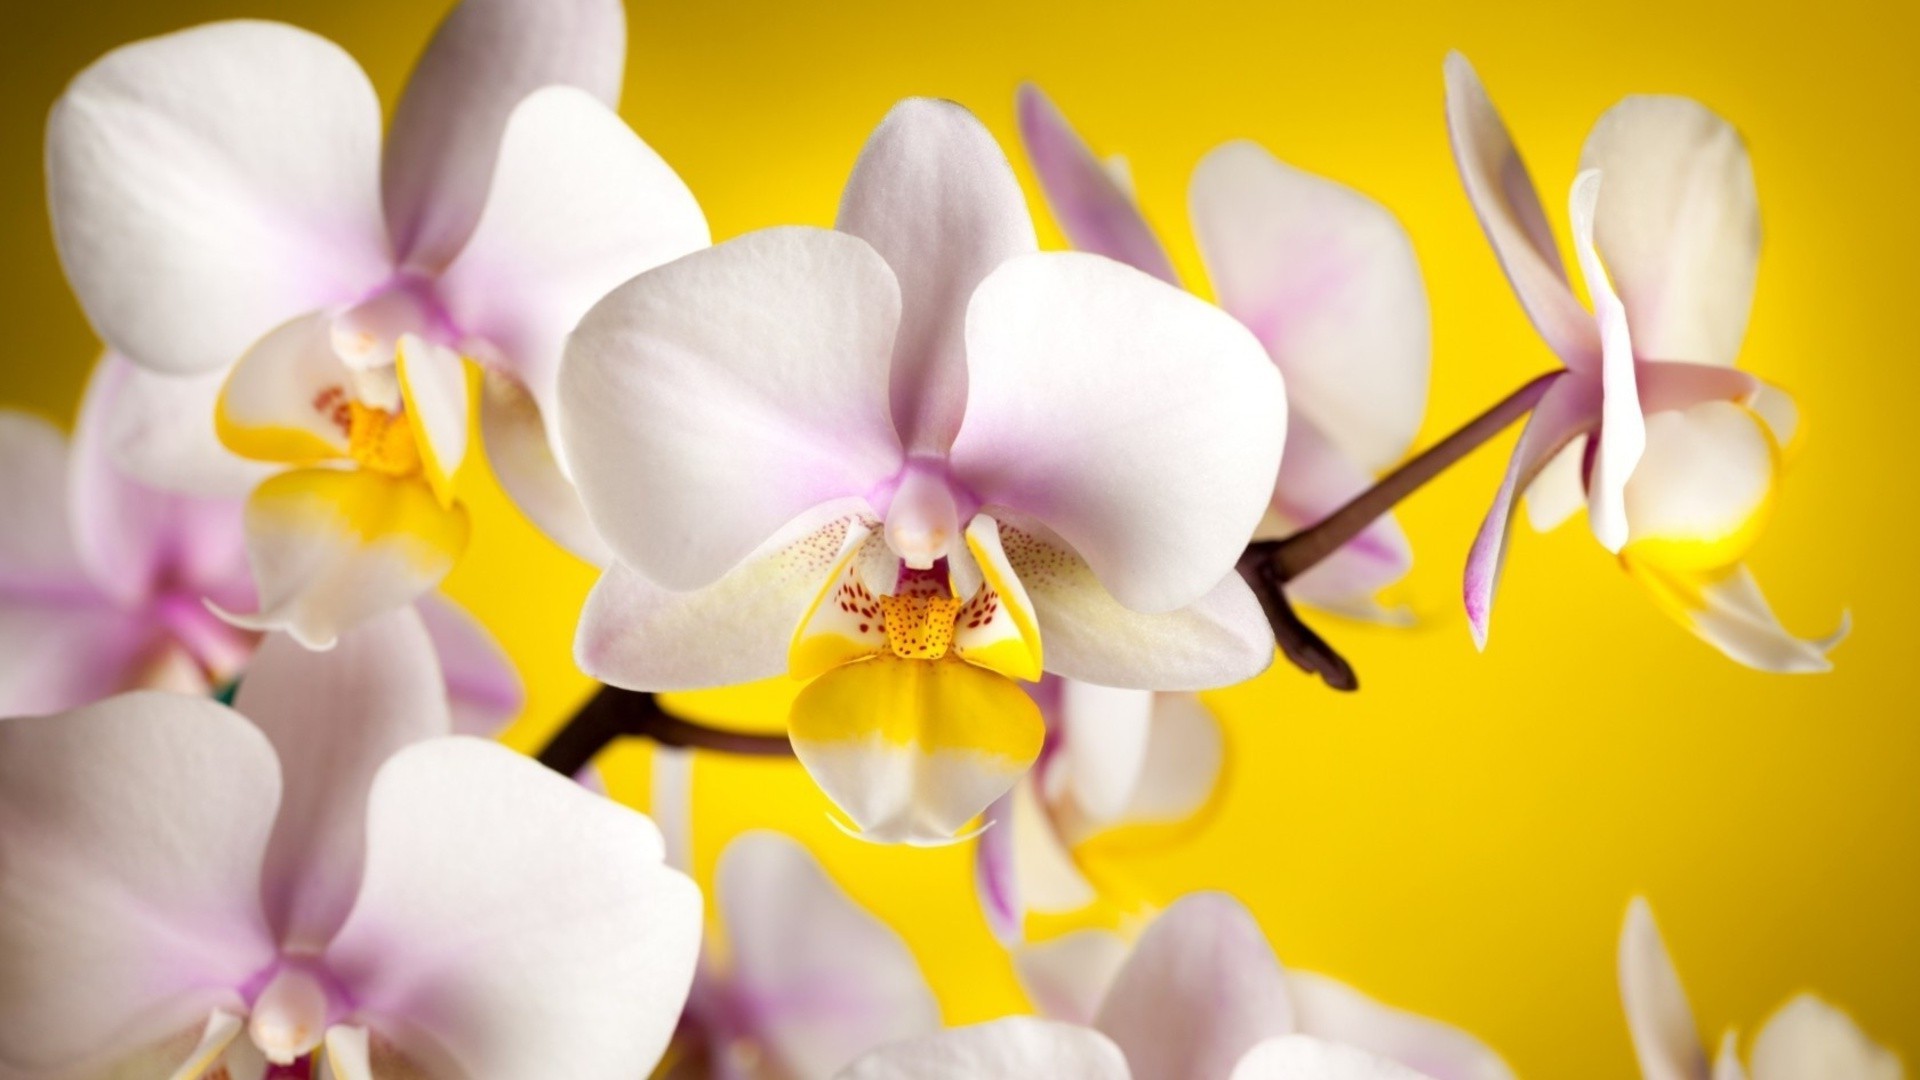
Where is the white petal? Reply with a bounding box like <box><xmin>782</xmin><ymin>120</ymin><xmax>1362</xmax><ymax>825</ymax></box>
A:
<box><xmin>1015</xmin><ymin>84</ymin><xmax>1180</xmax><ymax>285</ymax></box>
<box><xmin>1749</xmin><ymin>996</ymin><xmax>1902</xmax><ymax>1080</ymax></box>
<box><xmin>396</xmin><ymin>335</ymin><xmax>469</xmax><ymax>508</ymax></box>
<box><xmin>836</xmin><ymin>98</ymin><xmax>1038</xmax><ymax>454</ymax></box>
<box><xmin>1122</xmin><ymin>692</ymin><xmax>1226</xmax><ymax>826</ymax></box>
<box><xmin>322</xmin><ymin>1025</ymin><xmax>373</xmax><ymax>1080</ymax></box>
<box><xmin>235</xmin><ymin>608</ymin><xmax>450</xmax><ymax>952</ymax></box>
<box><xmin>1619</xmin><ymin>898</ymin><xmax>1712</xmax><ymax>1080</ymax></box>
<box><xmin>1231</xmin><ymin>1035</ymin><xmax>1443</xmax><ymax>1080</ymax></box>
<box><xmin>1053</xmin><ymin>680</ymin><xmax>1155</xmax><ymax>826</ymax></box>
<box><xmin>1713</xmin><ymin>1032</ymin><xmax>1751</xmax><ymax>1080</ymax></box>
<box><xmin>323</xmin><ymin>738</ymin><xmax>702</xmax><ymax>1079</ymax></box>
<box><xmin>1095</xmin><ymin>893</ymin><xmax>1296</xmax><ymax>1080</ymax></box>
<box><xmin>1190</xmin><ymin>140</ymin><xmax>1429</xmax><ymax>472</ymax></box>
<box><xmin>476</xmin><ymin>370</ymin><xmax>612</xmax><ymax>565</ymax></box>
<box><xmin>95</xmin><ymin>356</ymin><xmax>275</xmax><ymax>498</ymax></box>
<box><xmin>383</xmin><ymin>0</ymin><xmax>627</xmax><ymax>269</ymax></box>
<box><xmin>835</xmin><ymin>1018</ymin><xmax>1131</xmax><ymax>1080</ymax></box>
<box><xmin>717</xmin><ymin>832</ymin><xmax>940</xmax><ymax>1077</ymax></box>
<box><xmin>1522</xmin><ymin>438</ymin><xmax>1587</xmax><ymax>533</ymax></box>
<box><xmin>0</xmin><ymin>410</ymin><xmax>89</xmax><ymax>589</ymax></box>
<box><xmin>0</xmin><ymin>694</ymin><xmax>279</xmax><ymax>1075</ymax></box>
<box><xmin>413</xmin><ymin>593</ymin><xmax>524</xmax><ymax>736</ymax></box>
<box><xmin>1011</xmin><ymin>775</ymin><xmax>1099</xmax><ymax>914</ymax></box>
<box><xmin>1579</xmin><ymin>97</ymin><xmax>1759</xmax><ymax>368</ymax></box>
<box><xmin>559</xmin><ymin>226</ymin><xmax>904</xmax><ymax>591</ymax></box>
<box><xmin>1569</xmin><ymin>171</ymin><xmax>1645</xmax><ymax>554</ymax></box>
<box><xmin>47</xmin><ymin>21</ymin><xmax>389</xmax><ymax>376</ymax></box>
<box><xmin>1287</xmin><ymin>973</ymin><xmax>1516</xmax><ymax>1080</ymax></box>
<box><xmin>1631</xmin><ymin>563</ymin><xmax>1846</xmax><ymax>674</ymax></box>
<box><xmin>1622</xmin><ymin>401</ymin><xmax>1771</xmax><ymax>550</ymax></box>
<box><xmin>1015</xmin><ymin>930</ymin><xmax>1132</xmax><ymax>1027</ymax></box>
<box><xmin>953</xmin><ymin>251</ymin><xmax>1285</xmax><ymax>614</ymax></box>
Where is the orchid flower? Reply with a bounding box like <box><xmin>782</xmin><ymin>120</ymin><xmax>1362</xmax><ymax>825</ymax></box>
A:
<box><xmin>668</xmin><ymin>832</ymin><xmax>940</xmax><ymax>1079</ymax></box>
<box><xmin>0</xmin><ymin>607</ymin><xmax>700</xmax><ymax>1079</ymax></box>
<box><xmin>0</xmin><ymin>355</ymin><xmax>521</xmax><ymax>728</ymax></box>
<box><xmin>563</xmin><ymin>97</ymin><xmax>1286</xmax><ymax>845</ymax></box>
<box><xmin>1445</xmin><ymin>54</ymin><xmax>1845</xmax><ymax>671</ymax></box>
<box><xmin>976</xmin><ymin>677</ymin><xmax>1224</xmax><ymax>941</ymax></box>
<box><xmin>1017</xmin><ymin>85</ymin><xmax>1430</xmax><ymax>620</ymax></box>
<box><xmin>1620</xmin><ymin>899</ymin><xmax>1903</xmax><ymax>1080</ymax></box>
<box><xmin>47</xmin><ymin>0</ymin><xmax>708</xmax><ymax>648</ymax></box>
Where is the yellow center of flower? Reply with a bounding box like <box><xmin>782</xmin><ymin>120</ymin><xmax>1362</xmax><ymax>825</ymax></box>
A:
<box><xmin>879</xmin><ymin>591</ymin><xmax>963</xmax><ymax>660</ymax></box>
<box><xmin>345</xmin><ymin>401</ymin><xmax>423</xmax><ymax>478</ymax></box>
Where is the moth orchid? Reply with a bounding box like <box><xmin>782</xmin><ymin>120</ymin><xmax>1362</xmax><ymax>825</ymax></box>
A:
<box><xmin>1619</xmin><ymin>899</ymin><xmax>1902</xmax><ymax>1080</ymax></box>
<box><xmin>0</xmin><ymin>609</ymin><xmax>700</xmax><ymax>1080</ymax></box>
<box><xmin>564</xmin><ymin>98</ymin><xmax>1286</xmax><ymax>845</ymax></box>
<box><xmin>47</xmin><ymin>0</ymin><xmax>708</xmax><ymax>648</ymax></box>
<box><xmin>667</xmin><ymin>832</ymin><xmax>940</xmax><ymax>1079</ymax></box>
<box><xmin>1445</xmin><ymin>54</ymin><xmax>1845</xmax><ymax>671</ymax></box>
<box><xmin>1017</xmin><ymin>85</ymin><xmax>1430</xmax><ymax>620</ymax></box>
<box><xmin>0</xmin><ymin>355</ymin><xmax>521</xmax><ymax>728</ymax></box>
<box><xmin>976</xmin><ymin>678</ymin><xmax>1224</xmax><ymax>942</ymax></box>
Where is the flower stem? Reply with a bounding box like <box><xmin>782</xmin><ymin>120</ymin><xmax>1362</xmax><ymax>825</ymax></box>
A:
<box><xmin>534</xmin><ymin>685</ymin><xmax>793</xmax><ymax>776</ymax></box>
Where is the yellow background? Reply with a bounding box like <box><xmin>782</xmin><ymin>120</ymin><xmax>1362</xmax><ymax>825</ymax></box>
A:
<box><xmin>2</xmin><ymin>0</ymin><xmax>1915</xmax><ymax>1075</ymax></box>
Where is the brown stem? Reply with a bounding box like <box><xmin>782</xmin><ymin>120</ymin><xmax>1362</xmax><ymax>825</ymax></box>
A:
<box><xmin>535</xmin><ymin>685</ymin><xmax>793</xmax><ymax>776</ymax></box>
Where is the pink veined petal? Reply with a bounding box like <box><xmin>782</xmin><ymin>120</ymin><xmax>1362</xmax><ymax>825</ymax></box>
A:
<box><xmin>1190</xmin><ymin>139</ymin><xmax>1430</xmax><ymax>473</ymax></box>
<box><xmin>560</xmin><ymin>226</ymin><xmax>904</xmax><ymax>590</ymax></box>
<box><xmin>1442</xmin><ymin>53</ymin><xmax>1600</xmax><ymax>372</ymax></box>
<box><xmin>47</xmin><ymin>20</ymin><xmax>391</xmax><ymax>377</ymax></box>
<box><xmin>1463</xmin><ymin>373</ymin><xmax>1602</xmax><ymax>649</ymax></box>
<box><xmin>236</xmin><ymin>609</ymin><xmax>451</xmax><ymax>953</ymax></box>
<box><xmin>1266</xmin><ymin>413</ymin><xmax>1414</xmax><ymax>617</ymax></box>
<box><xmin>476</xmin><ymin>370</ymin><xmax>612</xmax><ymax>566</ymax></box>
<box><xmin>0</xmin><ymin>604</ymin><xmax>165</xmax><ymax>717</ymax></box>
<box><xmin>835</xmin><ymin>1018</ymin><xmax>1132</xmax><ymax>1080</ymax></box>
<box><xmin>1286</xmin><ymin>973</ymin><xmax>1516</xmax><ymax>1080</ymax></box>
<box><xmin>0</xmin><ymin>411</ymin><xmax>89</xmax><ymax>591</ymax></box>
<box><xmin>383</xmin><ymin>0</ymin><xmax>626</xmax><ymax>270</ymax></box>
<box><xmin>413</xmin><ymin>593</ymin><xmax>524</xmax><ymax>737</ymax></box>
<box><xmin>1747</xmin><ymin>995</ymin><xmax>1903</xmax><ymax>1080</ymax></box>
<box><xmin>1619</xmin><ymin>899</ymin><xmax>1713</xmax><ymax>1080</ymax></box>
<box><xmin>952</xmin><ymin>252</ymin><xmax>1285</xmax><ymax>614</ymax></box>
<box><xmin>1015</xmin><ymin>84</ymin><xmax>1179</xmax><ymax>285</ymax></box>
<box><xmin>323</xmin><ymin>739</ymin><xmax>702</xmax><ymax>1080</ymax></box>
<box><xmin>95</xmin><ymin>353</ymin><xmax>275</xmax><ymax>499</ymax></box>
<box><xmin>439</xmin><ymin>85</ymin><xmax>709</xmax><ymax>464</ymax></box>
<box><xmin>0</xmin><ymin>694</ymin><xmax>280</xmax><ymax>1076</ymax></box>
<box><xmin>716</xmin><ymin>832</ymin><xmax>940</xmax><ymax>1078</ymax></box>
<box><xmin>1094</xmin><ymin>893</ymin><xmax>1297</xmax><ymax>1080</ymax></box>
<box><xmin>1231</xmin><ymin>1036</ymin><xmax>1445</xmax><ymax>1080</ymax></box>
<box><xmin>1570</xmin><ymin>170</ymin><xmax>1646</xmax><ymax>554</ymax></box>
<box><xmin>1015</xmin><ymin>930</ymin><xmax>1133</xmax><ymax>1027</ymax></box>
<box><xmin>1579</xmin><ymin>96</ymin><xmax>1760</xmax><ymax>369</ymax></box>
<box><xmin>836</xmin><ymin>98</ymin><xmax>1038</xmax><ymax>455</ymax></box>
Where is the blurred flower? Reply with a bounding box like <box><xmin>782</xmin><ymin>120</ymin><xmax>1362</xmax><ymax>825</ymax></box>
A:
<box><xmin>0</xmin><ymin>356</ymin><xmax>521</xmax><ymax>727</ymax></box>
<box><xmin>47</xmin><ymin>0</ymin><xmax>707</xmax><ymax>647</ymax></box>
<box><xmin>667</xmin><ymin>832</ymin><xmax>939</xmax><ymax>1079</ymax></box>
<box><xmin>1446</xmin><ymin>53</ymin><xmax>1845</xmax><ymax>671</ymax></box>
<box><xmin>837</xmin><ymin>893</ymin><xmax>1509</xmax><ymax>1080</ymax></box>
<box><xmin>0</xmin><ymin>609</ymin><xmax>699</xmax><ymax>1079</ymax></box>
<box><xmin>1016</xmin><ymin>85</ymin><xmax>1430</xmax><ymax>621</ymax></box>
<box><xmin>976</xmin><ymin>678</ymin><xmax>1224</xmax><ymax>941</ymax></box>
<box><xmin>1620</xmin><ymin>898</ymin><xmax>1902</xmax><ymax>1080</ymax></box>
<box><xmin>564</xmin><ymin>97</ymin><xmax>1284</xmax><ymax>844</ymax></box>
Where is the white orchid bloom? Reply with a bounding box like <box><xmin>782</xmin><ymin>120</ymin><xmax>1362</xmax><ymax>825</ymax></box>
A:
<box><xmin>1445</xmin><ymin>53</ymin><xmax>1845</xmax><ymax>671</ymax></box>
<box><xmin>0</xmin><ymin>609</ymin><xmax>700</xmax><ymax>1079</ymax></box>
<box><xmin>1016</xmin><ymin>84</ymin><xmax>1430</xmax><ymax>621</ymax></box>
<box><xmin>563</xmin><ymin>97</ymin><xmax>1285</xmax><ymax>845</ymax></box>
<box><xmin>1620</xmin><ymin>899</ymin><xmax>1903</xmax><ymax>1080</ymax></box>
<box><xmin>47</xmin><ymin>0</ymin><xmax>708</xmax><ymax>648</ymax></box>
<box><xmin>0</xmin><ymin>355</ymin><xmax>521</xmax><ymax>728</ymax></box>
<box><xmin>976</xmin><ymin>678</ymin><xmax>1224</xmax><ymax>941</ymax></box>
<box><xmin>667</xmin><ymin>832</ymin><xmax>940</xmax><ymax>1079</ymax></box>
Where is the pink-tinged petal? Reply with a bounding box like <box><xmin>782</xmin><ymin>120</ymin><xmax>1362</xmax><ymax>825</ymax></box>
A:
<box><xmin>1015</xmin><ymin>84</ymin><xmax>1178</xmax><ymax>285</ymax></box>
<box><xmin>1522</xmin><ymin>439</ymin><xmax>1587</xmax><ymax>532</ymax></box>
<box><xmin>414</xmin><ymin>593</ymin><xmax>523</xmax><ymax>736</ymax></box>
<box><xmin>236</xmin><ymin>609</ymin><xmax>450</xmax><ymax>952</ymax></box>
<box><xmin>324</xmin><ymin>739</ymin><xmax>702</xmax><ymax>1079</ymax></box>
<box><xmin>95</xmin><ymin>354</ymin><xmax>275</xmax><ymax>498</ymax></box>
<box><xmin>383</xmin><ymin>0</ymin><xmax>626</xmax><ymax>270</ymax></box>
<box><xmin>47</xmin><ymin>21</ymin><xmax>390</xmax><ymax>377</ymax></box>
<box><xmin>1095</xmin><ymin>893</ymin><xmax>1296</xmax><ymax>1080</ymax></box>
<box><xmin>1015</xmin><ymin>930</ymin><xmax>1131</xmax><ymax>1027</ymax></box>
<box><xmin>1579</xmin><ymin>97</ymin><xmax>1759</xmax><ymax>369</ymax></box>
<box><xmin>1121</xmin><ymin>692</ymin><xmax>1225</xmax><ymax>826</ymax></box>
<box><xmin>1000</xmin><ymin>514</ymin><xmax>1274</xmax><ymax>690</ymax></box>
<box><xmin>1748</xmin><ymin>996</ymin><xmax>1901</xmax><ymax>1080</ymax></box>
<box><xmin>1231</xmin><ymin>1036</ymin><xmax>1444</xmax><ymax>1080</ymax></box>
<box><xmin>217</xmin><ymin>468</ymin><xmax>470</xmax><ymax>651</ymax></box>
<box><xmin>580</xmin><ymin>512</ymin><xmax>870</xmax><ymax>692</ymax></box>
<box><xmin>1619</xmin><ymin>898</ymin><xmax>1712</xmax><ymax>1080</ymax></box>
<box><xmin>1442</xmin><ymin>53</ymin><xmax>1600</xmax><ymax>371</ymax></box>
<box><xmin>1287</xmin><ymin>973</ymin><xmax>1516</xmax><ymax>1080</ymax></box>
<box><xmin>1713</xmin><ymin>1033</ymin><xmax>1750</xmax><ymax>1080</ymax></box>
<box><xmin>1463</xmin><ymin>373</ymin><xmax>1601</xmax><ymax>649</ymax></box>
<box><xmin>953</xmin><ymin>252</ymin><xmax>1284</xmax><ymax>614</ymax></box>
<box><xmin>0</xmin><ymin>411</ymin><xmax>88</xmax><ymax>590</ymax></box>
<box><xmin>1191</xmin><ymin>140</ymin><xmax>1430</xmax><ymax>472</ymax></box>
<box><xmin>837</xmin><ymin>98</ymin><xmax>1038</xmax><ymax>454</ymax></box>
<box><xmin>477</xmin><ymin>371</ymin><xmax>612</xmax><ymax>565</ymax></box>
<box><xmin>560</xmin><ymin>226</ymin><xmax>904</xmax><ymax>591</ymax></box>
<box><xmin>1052</xmin><ymin>680</ymin><xmax>1155</xmax><ymax>827</ymax></box>
<box><xmin>0</xmin><ymin>605</ymin><xmax>163</xmax><ymax>717</ymax></box>
<box><xmin>835</xmin><ymin>1018</ymin><xmax>1131</xmax><ymax>1080</ymax></box>
<box><xmin>1629</xmin><ymin>562</ymin><xmax>1847</xmax><ymax>675</ymax></box>
<box><xmin>717</xmin><ymin>832</ymin><xmax>940</xmax><ymax>1077</ymax></box>
<box><xmin>439</xmin><ymin>85</ymin><xmax>708</xmax><ymax>429</ymax></box>
<box><xmin>83</xmin><ymin>1008</ymin><xmax>253</xmax><ymax>1080</ymax></box>
<box><xmin>975</xmin><ymin>793</ymin><xmax>1024</xmax><ymax>945</ymax></box>
<box><xmin>1569</xmin><ymin>171</ymin><xmax>1646</xmax><ymax>553</ymax></box>
<box><xmin>0</xmin><ymin>694</ymin><xmax>279</xmax><ymax>1075</ymax></box>
<box><xmin>322</xmin><ymin>1025</ymin><xmax>373</xmax><ymax>1080</ymax></box>
<box><xmin>1266</xmin><ymin>415</ymin><xmax>1414</xmax><ymax>617</ymax></box>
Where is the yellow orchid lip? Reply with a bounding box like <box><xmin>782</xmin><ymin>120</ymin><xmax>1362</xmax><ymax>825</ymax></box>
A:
<box><xmin>345</xmin><ymin>400</ymin><xmax>424</xmax><ymax>478</ymax></box>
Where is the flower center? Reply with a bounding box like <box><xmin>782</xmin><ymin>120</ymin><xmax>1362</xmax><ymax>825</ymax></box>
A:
<box><xmin>345</xmin><ymin>400</ymin><xmax>423</xmax><ymax>477</ymax></box>
<box><xmin>248</xmin><ymin>967</ymin><xmax>331</xmax><ymax>1066</ymax></box>
<box><xmin>880</xmin><ymin>589</ymin><xmax>963</xmax><ymax>660</ymax></box>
